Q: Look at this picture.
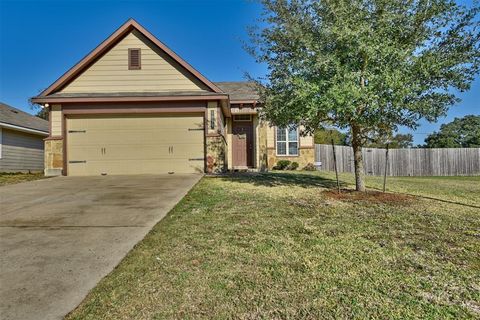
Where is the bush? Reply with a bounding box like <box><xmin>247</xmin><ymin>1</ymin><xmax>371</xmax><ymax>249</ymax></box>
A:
<box><xmin>303</xmin><ymin>163</ymin><xmax>316</xmax><ymax>171</ymax></box>
<box><xmin>274</xmin><ymin>160</ymin><xmax>291</xmax><ymax>170</ymax></box>
<box><xmin>287</xmin><ymin>162</ymin><xmax>299</xmax><ymax>170</ymax></box>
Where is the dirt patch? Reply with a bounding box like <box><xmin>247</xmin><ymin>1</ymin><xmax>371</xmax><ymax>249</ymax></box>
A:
<box><xmin>323</xmin><ymin>189</ymin><xmax>413</xmax><ymax>204</ymax></box>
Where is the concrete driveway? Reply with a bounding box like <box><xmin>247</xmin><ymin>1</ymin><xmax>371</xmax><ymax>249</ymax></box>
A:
<box><xmin>0</xmin><ymin>174</ymin><xmax>201</xmax><ymax>320</ymax></box>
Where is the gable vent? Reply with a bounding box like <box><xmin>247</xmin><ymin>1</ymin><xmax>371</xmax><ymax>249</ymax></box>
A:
<box><xmin>128</xmin><ymin>48</ymin><xmax>141</xmax><ymax>70</ymax></box>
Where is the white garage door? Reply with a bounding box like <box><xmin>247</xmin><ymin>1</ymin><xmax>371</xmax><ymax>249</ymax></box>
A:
<box><xmin>66</xmin><ymin>114</ymin><xmax>204</xmax><ymax>176</ymax></box>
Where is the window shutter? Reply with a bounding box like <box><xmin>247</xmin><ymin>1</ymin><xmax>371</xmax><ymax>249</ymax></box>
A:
<box><xmin>128</xmin><ymin>48</ymin><xmax>141</xmax><ymax>70</ymax></box>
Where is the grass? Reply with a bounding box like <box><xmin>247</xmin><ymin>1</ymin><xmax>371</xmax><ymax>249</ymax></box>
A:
<box><xmin>0</xmin><ymin>172</ymin><xmax>46</xmax><ymax>186</ymax></box>
<box><xmin>67</xmin><ymin>172</ymin><xmax>480</xmax><ymax>319</ymax></box>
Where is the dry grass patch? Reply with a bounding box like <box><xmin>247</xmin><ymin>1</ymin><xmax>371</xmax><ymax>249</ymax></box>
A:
<box><xmin>67</xmin><ymin>172</ymin><xmax>480</xmax><ymax>320</ymax></box>
<box><xmin>0</xmin><ymin>172</ymin><xmax>46</xmax><ymax>186</ymax></box>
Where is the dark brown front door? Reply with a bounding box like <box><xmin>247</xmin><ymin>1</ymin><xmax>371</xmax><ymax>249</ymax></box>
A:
<box><xmin>232</xmin><ymin>121</ymin><xmax>253</xmax><ymax>167</ymax></box>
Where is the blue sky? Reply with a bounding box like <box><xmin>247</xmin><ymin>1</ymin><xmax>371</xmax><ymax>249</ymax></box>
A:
<box><xmin>0</xmin><ymin>0</ymin><xmax>478</xmax><ymax>145</ymax></box>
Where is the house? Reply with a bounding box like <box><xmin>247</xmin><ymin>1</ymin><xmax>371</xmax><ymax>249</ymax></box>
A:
<box><xmin>0</xmin><ymin>102</ymin><xmax>49</xmax><ymax>172</ymax></box>
<box><xmin>31</xmin><ymin>19</ymin><xmax>314</xmax><ymax>176</ymax></box>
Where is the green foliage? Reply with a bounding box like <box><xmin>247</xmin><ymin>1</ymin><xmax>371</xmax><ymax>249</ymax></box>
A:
<box><xmin>367</xmin><ymin>133</ymin><xmax>414</xmax><ymax>148</ymax></box>
<box><xmin>247</xmin><ymin>0</ymin><xmax>480</xmax><ymax>189</ymax></box>
<box><xmin>288</xmin><ymin>162</ymin><xmax>299</xmax><ymax>170</ymax></box>
<box><xmin>35</xmin><ymin>107</ymin><xmax>48</xmax><ymax>120</ymax></box>
<box><xmin>273</xmin><ymin>160</ymin><xmax>291</xmax><ymax>170</ymax></box>
<box><xmin>314</xmin><ymin>128</ymin><xmax>348</xmax><ymax>145</ymax></box>
<box><xmin>424</xmin><ymin>115</ymin><xmax>480</xmax><ymax>148</ymax></box>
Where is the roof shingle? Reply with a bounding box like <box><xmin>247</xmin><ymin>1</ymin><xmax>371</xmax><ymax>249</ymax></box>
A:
<box><xmin>214</xmin><ymin>81</ymin><xmax>260</xmax><ymax>101</ymax></box>
<box><xmin>0</xmin><ymin>102</ymin><xmax>49</xmax><ymax>133</ymax></box>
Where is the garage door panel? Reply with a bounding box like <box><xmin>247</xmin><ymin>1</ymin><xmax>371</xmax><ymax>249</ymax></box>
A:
<box><xmin>67</xmin><ymin>114</ymin><xmax>205</xmax><ymax>176</ymax></box>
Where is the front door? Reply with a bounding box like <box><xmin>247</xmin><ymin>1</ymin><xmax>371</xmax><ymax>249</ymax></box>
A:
<box><xmin>232</xmin><ymin>121</ymin><xmax>253</xmax><ymax>167</ymax></box>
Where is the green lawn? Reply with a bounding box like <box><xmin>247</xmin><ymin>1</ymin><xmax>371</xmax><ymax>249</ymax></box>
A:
<box><xmin>67</xmin><ymin>172</ymin><xmax>480</xmax><ymax>319</ymax></box>
<box><xmin>0</xmin><ymin>172</ymin><xmax>46</xmax><ymax>186</ymax></box>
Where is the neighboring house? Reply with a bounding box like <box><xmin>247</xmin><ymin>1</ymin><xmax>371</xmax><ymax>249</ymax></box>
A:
<box><xmin>0</xmin><ymin>103</ymin><xmax>49</xmax><ymax>172</ymax></box>
<box><xmin>31</xmin><ymin>19</ymin><xmax>314</xmax><ymax>176</ymax></box>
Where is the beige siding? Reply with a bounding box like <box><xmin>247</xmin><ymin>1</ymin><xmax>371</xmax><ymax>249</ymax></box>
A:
<box><xmin>66</xmin><ymin>114</ymin><xmax>204</xmax><ymax>176</ymax></box>
<box><xmin>0</xmin><ymin>129</ymin><xmax>44</xmax><ymax>172</ymax></box>
<box><xmin>50</xmin><ymin>105</ymin><xmax>62</xmax><ymax>136</ymax></box>
<box><xmin>267</xmin><ymin>125</ymin><xmax>275</xmax><ymax>148</ymax></box>
<box><xmin>61</xmin><ymin>30</ymin><xmax>210</xmax><ymax>93</ymax></box>
<box><xmin>300</xmin><ymin>133</ymin><xmax>314</xmax><ymax>147</ymax></box>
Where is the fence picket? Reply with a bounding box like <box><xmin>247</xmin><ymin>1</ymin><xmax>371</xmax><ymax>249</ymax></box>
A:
<box><xmin>314</xmin><ymin>144</ymin><xmax>480</xmax><ymax>176</ymax></box>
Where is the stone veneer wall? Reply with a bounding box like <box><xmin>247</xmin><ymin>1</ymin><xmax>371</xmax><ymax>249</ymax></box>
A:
<box><xmin>44</xmin><ymin>139</ymin><xmax>63</xmax><ymax>176</ymax></box>
<box><xmin>267</xmin><ymin>147</ymin><xmax>315</xmax><ymax>170</ymax></box>
<box><xmin>206</xmin><ymin>135</ymin><xmax>227</xmax><ymax>173</ymax></box>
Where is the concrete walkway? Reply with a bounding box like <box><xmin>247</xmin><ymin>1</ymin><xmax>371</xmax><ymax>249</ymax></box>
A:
<box><xmin>0</xmin><ymin>174</ymin><xmax>201</xmax><ymax>320</ymax></box>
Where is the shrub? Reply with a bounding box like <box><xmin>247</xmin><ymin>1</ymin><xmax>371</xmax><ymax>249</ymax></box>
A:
<box><xmin>274</xmin><ymin>160</ymin><xmax>291</xmax><ymax>170</ymax></box>
<box><xmin>303</xmin><ymin>163</ymin><xmax>316</xmax><ymax>171</ymax></box>
<box><xmin>287</xmin><ymin>162</ymin><xmax>299</xmax><ymax>170</ymax></box>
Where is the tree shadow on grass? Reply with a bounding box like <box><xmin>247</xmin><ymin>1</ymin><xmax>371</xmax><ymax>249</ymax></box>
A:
<box><xmin>218</xmin><ymin>172</ymin><xmax>347</xmax><ymax>189</ymax></box>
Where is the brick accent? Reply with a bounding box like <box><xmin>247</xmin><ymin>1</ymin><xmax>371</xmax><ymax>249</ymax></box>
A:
<box><xmin>44</xmin><ymin>139</ymin><xmax>63</xmax><ymax>176</ymax></box>
<box><xmin>267</xmin><ymin>147</ymin><xmax>315</xmax><ymax>170</ymax></box>
<box><xmin>206</xmin><ymin>136</ymin><xmax>226</xmax><ymax>173</ymax></box>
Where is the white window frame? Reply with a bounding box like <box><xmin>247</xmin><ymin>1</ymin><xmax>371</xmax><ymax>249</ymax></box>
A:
<box><xmin>276</xmin><ymin>126</ymin><xmax>299</xmax><ymax>156</ymax></box>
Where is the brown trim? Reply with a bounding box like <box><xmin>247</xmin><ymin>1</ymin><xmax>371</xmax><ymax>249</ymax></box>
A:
<box><xmin>48</xmin><ymin>106</ymin><xmax>52</xmax><ymax>136</ymax></box>
<box><xmin>203</xmin><ymin>109</ymin><xmax>208</xmax><ymax>173</ymax></box>
<box><xmin>206</xmin><ymin>133</ymin><xmax>223</xmax><ymax>137</ymax></box>
<box><xmin>62</xmin><ymin>112</ymin><xmax>67</xmax><ymax>176</ymax></box>
<box><xmin>299</xmin><ymin>146</ymin><xmax>315</xmax><ymax>149</ymax></box>
<box><xmin>62</xmin><ymin>107</ymin><xmax>205</xmax><ymax>115</ymax></box>
<box><xmin>230</xmin><ymin>100</ymin><xmax>260</xmax><ymax>104</ymax></box>
<box><xmin>44</xmin><ymin>136</ymin><xmax>63</xmax><ymax>141</ymax></box>
<box><xmin>36</xmin><ymin>19</ymin><xmax>222</xmax><ymax>97</ymax></box>
<box><xmin>31</xmin><ymin>94</ymin><xmax>228</xmax><ymax>104</ymax></box>
<box><xmin>60</xmin><ymin>101</ymin><xmax>207</xmax><ymax>115</ymax></box>
<box><xmin>128</xmin><ymin>48</ymin><xmax>141</xmax><ymax>70</ymax></box>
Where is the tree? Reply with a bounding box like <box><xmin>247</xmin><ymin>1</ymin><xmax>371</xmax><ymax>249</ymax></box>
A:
<box><xmin>247</xmin><ymin>0</ymin><xmax>479</xmax><ymax>191</ymax></box>
<box><xmin>314</xmin><ymin>127</ymin><xmax>348</xmax><ymax>145</ymax></box>
<box><xmin>424</xmin><ymin>115</ymin><xmax>480</xmax><ymax>147</ymax></box>
<box><xmin>36</xmin><ymin>108</ymin><xmax>49</xmax><ymax>120</ymax></box>
<box><xmin>366</xmin><ymin>133</ymin><xmax>414</xmax><ymax>148</ymax></box>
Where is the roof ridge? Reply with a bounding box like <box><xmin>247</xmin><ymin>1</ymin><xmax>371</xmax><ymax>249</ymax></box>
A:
<box><xmin>33</xmin><ymin>19</ymin><xmax>222</xmax><ymax>100</ymax></box>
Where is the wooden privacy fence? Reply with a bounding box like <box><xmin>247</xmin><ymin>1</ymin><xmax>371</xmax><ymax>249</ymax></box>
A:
<box><xmin>315</xmin><ymin>144</ymin><xmax>480</xmax><ymax>176</ymax></box>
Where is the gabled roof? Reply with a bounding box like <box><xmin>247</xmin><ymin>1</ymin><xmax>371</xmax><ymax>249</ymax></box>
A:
<box><xmin>214</xmin><ymin>81</ymin><xmax>260</xmax><ymax>102</ymax></box>
<box><xmin>0</xmin><ymin>102</ymin><xmax>49</xmax><ymax>133</ymax></box>
<box><xmin>33</xmin><ymin>19</ymin><xmax>222</xmax><ymax>100</ymax></box>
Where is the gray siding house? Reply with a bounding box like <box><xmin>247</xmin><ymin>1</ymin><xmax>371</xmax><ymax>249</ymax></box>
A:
<box><xmin>0</xmin><ymin>103</ymin><xmax>49</xmax><ymax>172</ymax></box>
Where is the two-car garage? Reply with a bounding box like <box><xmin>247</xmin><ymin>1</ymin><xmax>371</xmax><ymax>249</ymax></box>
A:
<box><xmin>66</xmin><ymin>114</ymin><xmax>205</xmax><ymax>176</ymax></box>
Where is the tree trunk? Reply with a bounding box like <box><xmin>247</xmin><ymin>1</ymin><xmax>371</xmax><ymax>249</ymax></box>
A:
<box><xmin>351</xmin><ymin>125</ymin><xmax>366</xmax><ymax>192</ymax></box>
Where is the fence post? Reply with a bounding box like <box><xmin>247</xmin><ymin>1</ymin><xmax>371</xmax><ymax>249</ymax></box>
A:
<box><xmin>331</xmin><ymin>139</ymin><xmax>340</xmax><ymax>193</ymax></box>
<box><xmin>383</xmin><ymin>144</ymin><xmax>389</xmax><ymax>192</ymax></box>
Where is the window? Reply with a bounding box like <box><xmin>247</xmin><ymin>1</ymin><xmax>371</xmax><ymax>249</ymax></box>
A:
<box><xmin>210</xmin><ymin>109</ymin><xmax>216</xmax><ymax>129</ymax></box>
<box><xmin>276</xmin><ymin>126</ymin><xmax>298</xmax><ymax>156</ymax></box>
<box><xmin>233</xmin><ymin>114</ymin><xmax>252</xmax><ymax>122</ymax></box>
<box><xmin>128</xmin><ymin>48</ymin><xmax>141</xmax><ymax>70</ymax></box>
